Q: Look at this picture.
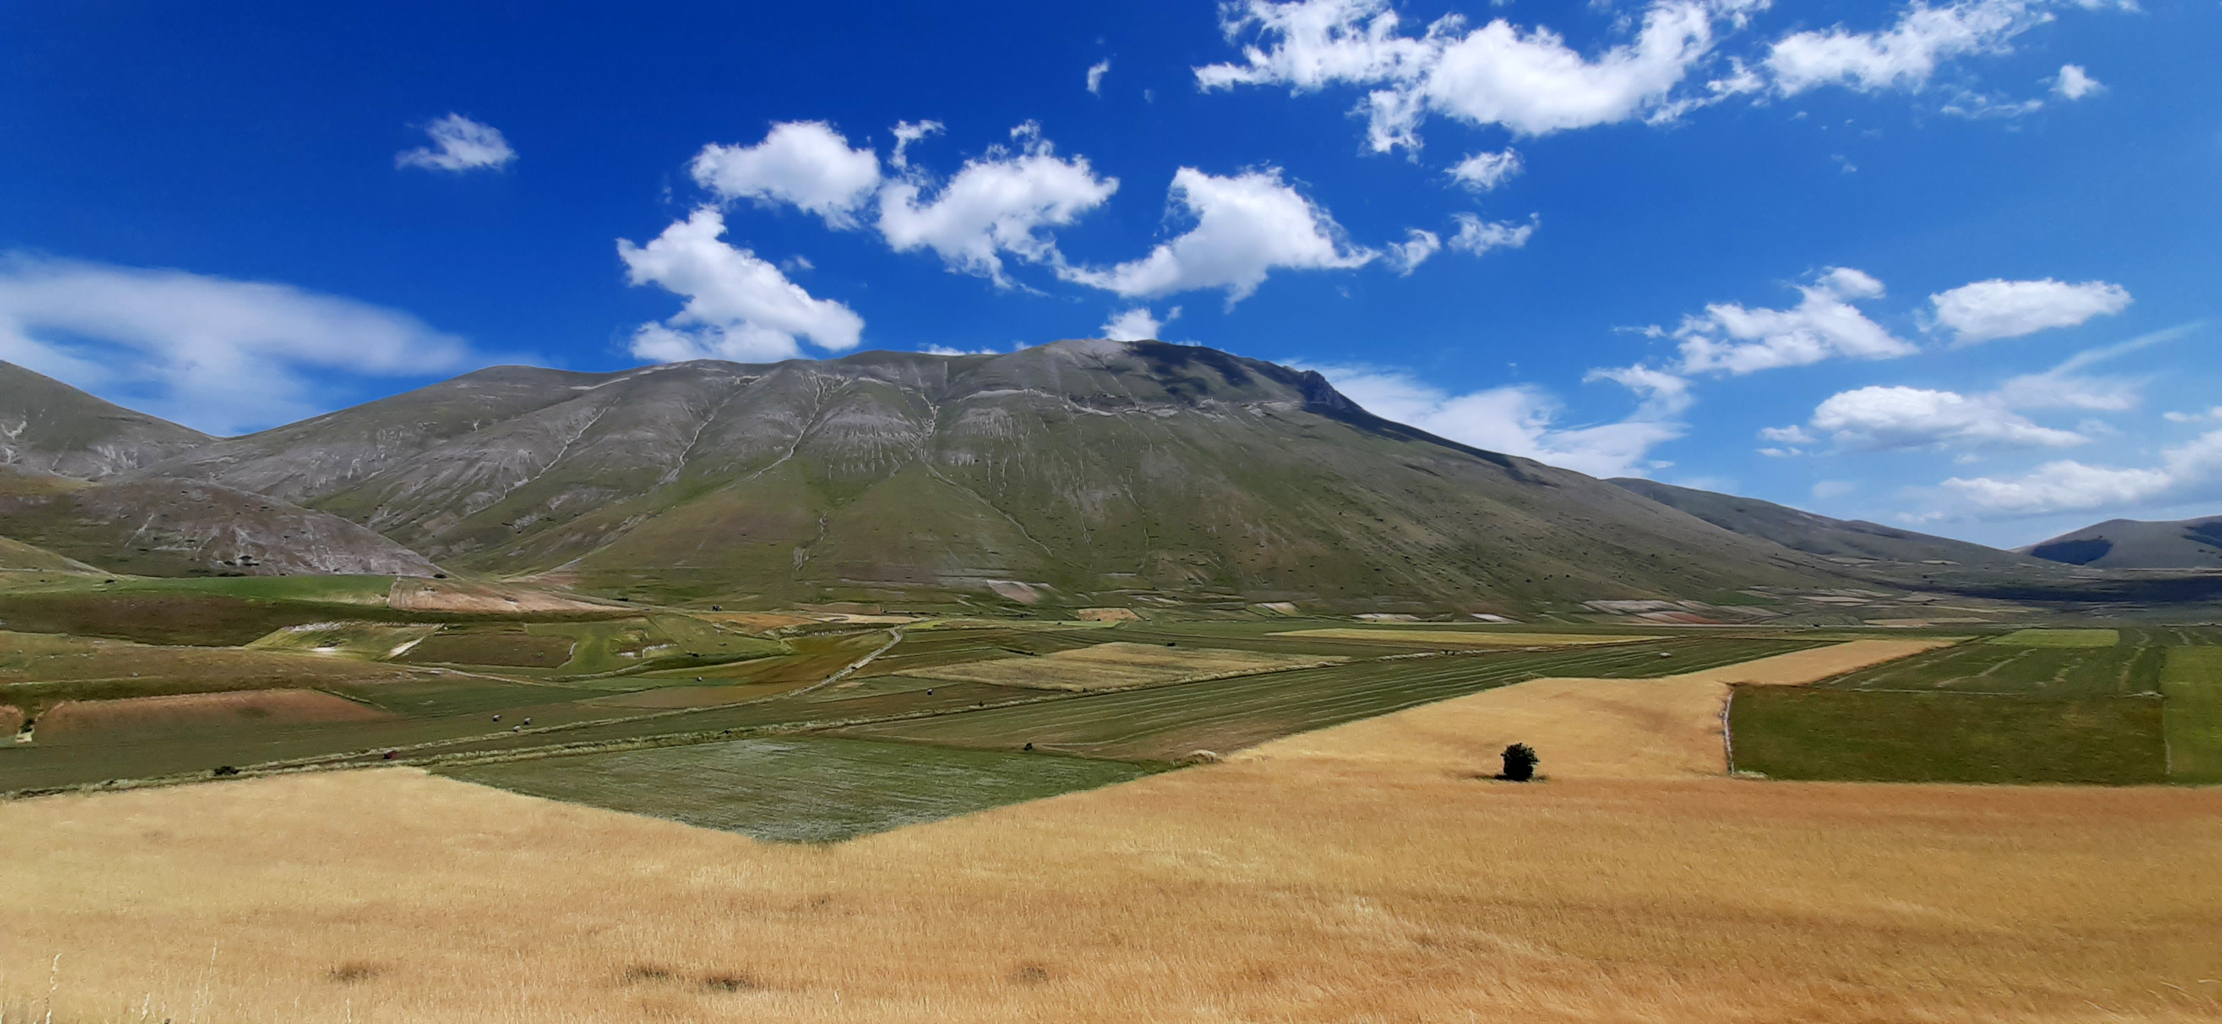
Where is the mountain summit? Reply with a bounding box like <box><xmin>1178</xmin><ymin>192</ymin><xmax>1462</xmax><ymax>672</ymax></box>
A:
<box><xmin>0</xmin><ymin>342</ymin><xmax>1845</xmax><ymax>610</ymax></box>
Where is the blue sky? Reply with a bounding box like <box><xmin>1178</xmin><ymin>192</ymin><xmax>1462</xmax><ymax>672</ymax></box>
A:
<box><xmin>1</xmin><ymin>0</ymin><xmax>2216</xmax><ymax>546</ymax></box>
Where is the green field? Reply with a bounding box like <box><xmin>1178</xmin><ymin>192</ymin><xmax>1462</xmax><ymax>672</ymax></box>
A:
<box><xmin>442</xmin><ymin>737</ymin><xmax>1154</xmax><ymax>842</ymax></box>
<box><xmin>1730</xmin><ymin>686</ymin><xmax>2166</xmax><ymax>785</ymax></box>
<box><xmin>836</xmin><ymin>637</ymin><xmax>1821</xmax><ymax>761</ymax></box>
<box><xmin>1990</xmin><ymin>628</ymin><xmax>2120</xmax><ymax>647</ymax></box>
<box><xmin>1817</xmin><ymin>639</ymin><xmax>2164</xmax><ymax>696</ymax></box>
<box><xmin>2163</xmin><ymin>646</ymin><xmax>2222</xmax><ymax>784</ymax></box>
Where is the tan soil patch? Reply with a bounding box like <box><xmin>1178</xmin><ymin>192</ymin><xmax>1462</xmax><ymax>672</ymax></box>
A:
<box><xmin>1075</xmin><ymin>607</ymin><xmax>1140</xmax><ymax>622</ymax></box>
<box><xmin>909</xmin><ymin>641</ymin><xmax>1342</xmax><ymax>691</ymax></box>
<box><xmin>386</xmin><ymin>578</ymin><xmax>617</xmax><ymax>614</ymax></box>
<box><xmin>1272</xmin><ymin>628</ymin><xmax>1660</xmax><ymax>647</ymax></box>
<box><xmin>0</xmin><ymin>705</ymin><xmax>20</xmax><ymax>737</ymax></box>
<box><xmin>34</xmin><ymin>688</ymin><xmax>389</xmax><ymax>744</ymax></box>
<box><xmin>1672</xmin><ymin>638</ymin><xmax>1958</xmax><ymax>685</ymax></box>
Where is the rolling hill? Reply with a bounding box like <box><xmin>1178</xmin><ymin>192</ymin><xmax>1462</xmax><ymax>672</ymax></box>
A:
<box><xmin>1608</xmin><ymin>478</ymin><xmax>2036</xmax><ymax>567</ymax></box>
<box><xmin>2020</xmin><ymin>515</ymin><xmax>2222</xmax><ymax>569</ymax></box>
<box><xmin>1</xmin><ymin>343</ymin><xmax>1860</xmax><ymax>610</ymax></box>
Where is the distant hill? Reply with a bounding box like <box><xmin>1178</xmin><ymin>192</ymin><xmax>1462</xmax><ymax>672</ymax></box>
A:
<box><xmin>1608</xmin><ymin>478</ymin><xmax>2033</xmax><ymax>567</ymax></box>
<box><xmin>0</xmin><ymin>344</ymin><xmax>1854</xmax><ymax>610</ymax></box>
<box><xmin>0</xmin><ymin>362</ymin><xmax>210</xmax><ymax>478</ymax></box>
<box><xmin>2019</xmin><ymin>515</ymin><xmax>2222</xmax><ymax>569</ymax></box>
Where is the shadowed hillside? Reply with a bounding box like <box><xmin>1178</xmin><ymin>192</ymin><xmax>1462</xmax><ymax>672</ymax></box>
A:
<box><xmin>2021</xmin><ymin>515</ymin><xmax>2222</xmax><ymax>569</ymax></box>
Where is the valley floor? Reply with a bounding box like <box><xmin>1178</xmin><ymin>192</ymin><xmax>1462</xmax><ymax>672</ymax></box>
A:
<box><xmin>3</xmin><ymin>640</ymin><xmax>2217</xmax><ymax>1023</ymax></box>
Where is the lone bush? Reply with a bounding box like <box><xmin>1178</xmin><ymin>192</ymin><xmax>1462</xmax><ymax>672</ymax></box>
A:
<box><xmin>1500</xmin><ymin>743</ymin><xmax>1538</xmax><ymax>782</ymax></box>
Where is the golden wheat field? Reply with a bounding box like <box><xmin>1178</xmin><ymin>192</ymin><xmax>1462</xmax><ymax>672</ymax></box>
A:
<box><xmin>4</xmin><ymin>656</ymin><xmax>2219</xmax><ymax>1024</ymax></box>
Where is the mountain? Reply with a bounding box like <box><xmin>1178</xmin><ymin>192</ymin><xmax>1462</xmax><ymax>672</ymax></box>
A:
<box><xmin>3</xmin><ymin>344</ymin><xmax>1857</xmax><ymax>610</ymax></box>
<box><xmin>0</xmin><ymin>362</ymin><xmax>210</xmax><ymax>478</ymax></box>
<box><xmin>1607</xmin><ymin>478</ymin><xmax>2035</xmax><ymax>567</ymax></box>
<box><xmin>2020</xmin><ymin>515</ymin><xmax>2222</xmax><ymax>569</ymax></box>
<box><xmin>0</xmin><ymin>465</ymin><xmax>442</xmax><ymax>577</ymax></box>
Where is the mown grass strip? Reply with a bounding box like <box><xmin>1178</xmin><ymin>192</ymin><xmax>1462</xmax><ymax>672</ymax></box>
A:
<box><xmin>2163</xmin><ymin>646</ymin><xmax>2222</xmax><ymax>784</ymax></box>
<box><xmin>1990</xmin><ymin>628</ymin><xmax>2119</xmax><ymax>648</ymax></box>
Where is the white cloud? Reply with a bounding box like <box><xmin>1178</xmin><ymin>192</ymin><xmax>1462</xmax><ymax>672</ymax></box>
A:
<box><xmin>395</xmin><ymin>114</ymin><xmax>516</xmax><ymax>173</ymax></box>
<box><xmin>921</xmin><ymin>344</ymin><xmax>1001</xmax><ymax>356</ymax></box>
<box><xmin>1759</xmin><ymin>424</ymin><xmax>1816</xmax><ymax>444</ymax></box>
<box><xmin>2053</xmin><ymin>63</ymin><xmax>2103</xmax><ymax>99</ymax></box>
<box><xmin>1672</xmin><ymin>267</ymin><xmax>1915</xmax><ymax>375</ymax></box>
<box><xmin>889</xmin><ymin>120</ymin><xmax>943</xmax><ymax>170</ymax></box>
<box><xmin>2165</xmin><ymin>407</ymin><xmax>2222</xmax><ymax>424</ymax></box>
<box><xmin>618</xmin><ymin>208</ymin><xmax>864</xmax><ymax>364</ymax></box>
<box><xmin>1448</xmin><ymin>148</ymin><xmax>1522</xmax><ymax>191</ymax></box>
<box><xmin>1765</xmin><ymin>0</ymin><xmax>2054</xmax><ymax>96</ymax></box>
<box><xmin>876</xmin><ymin>123</ymin><xmax>1118</xmax><ymax>287</ymax></box>
<box><xmin>1928</xmin><ymin>277</ymin><xmax>2131</xmax><ymax>344</ymax></box>
<box><xmin>1448</xmin><ymin>213</ymin><xmax>1538</xmax><ymax>255</ymax></box>
<box><xmin>1101</xmin><ymin>305</ymin><xmax>1180</xmax><ymax>341</ymax></box>
<box><xmin>1087</xmin><ymin>59</ymin><xmax>1112</xmax><ymax>95</ymax></box>
<box><xmin>1809</xmin><ymin>385</ymin><xmax>2088</xmax><ymax>450</ymax></box>
<box><xmin>1385</xmin><ymin>229</ymin><xmax>1441</xmax><ymax>275</ymax></box>
<box><xmin>1942</xmin><ymin>429</ymin><xmax>2222</xmax><ymax>515</ymax></box>
<box><xmin>1311</xmin><ymin>362</ymin><xmax>1688</xmax><ymax>478</ymax></box>
<box><xmin>1198</xmin><ymin>0</ymin><xmax>1752</xmax><ymax>149</ymax></box>
<box><xmin>0</xmin><ymin>255</ymin><xmax>475</xmax><ymax>434</ymax></box>
<box><xmin>689</xmin><ymin>121</ymin><xmax>884</xmax><ymax>229</ymax></box>
<box><xmin>1060</xmin><ymin>167</ymin><xmax>1374</xmax><ymax>303</ymax></box>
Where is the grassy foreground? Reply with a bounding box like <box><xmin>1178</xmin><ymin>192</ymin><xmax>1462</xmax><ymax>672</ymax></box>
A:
<box><xmin>1730</xmin><ymin>686</ymin><xmax>2167</xmax><ymax>784</ymax></box>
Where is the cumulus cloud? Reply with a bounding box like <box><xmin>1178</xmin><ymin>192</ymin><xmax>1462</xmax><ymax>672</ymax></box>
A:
<box><xmin>1101</xmin><ymin>305</ymin><xmax>1180</xmax><ymax>341</ymax></box>
<box><xmin>1198</xmin><ymin>0</ymin><xmax>1755</xmax><ymax>149</ymax></box>
<box><xmin>395</xmin><ymin>114</ymin><xmax>516</xmax><ymax>173</ymax></box>
<box><xmin>690</xmin><ymin>121</ymin><xmax>883</xmax><ymax>228</ymax></box>
<box><xmin>1765</xmin><ymin>0</ymin><xmax>2055</xmax><ymax>95</ymax></box>
<box><xmin>1671</xmin><ymin>267</ymin><xmax>1914</xmax><ymax>375</ymax></box>
<box><xmin>2053</xmin><ymin>63</ymin><xmax>2103</xmax><ymax>99</ymax></box>
<box><xmin>0</xmin><ymin>255</ymin><xmax>476</xmax><ymax>434</ymax></box>
<box><xmin>1942</xmin><ymin>429</ymin><xmax>2222</xmax><ymax>515</ymax></box>
<box><xmin>618</xmin><ymin>208</ymin><xmax>864</xmax><ymax>364</ymax></box>
<box><xmin>1060</xmin><ymin>168</ymin><xmax>1375</xmax><ymax>303</ymax></box>
<box><xmin>1449</xmin><ymin>213</ymin><xmax>1538</xmax><ymax>256</ymax></box>
<box><xmin>1447</xmin><ymin>148</ymin><xmax>1522</xmax><ymax>191</ymax></box>
<box><xmin>1311</xmin><ymin>362</ymin><xmax>1688</xmax><ymax>478</ymax></box>
<box><xmin>1928</xmin><ymin>277</ymin><xmax>2131</xmax><ymax>344</ymax></box>
<box><xmin>889</xmin><ymin>120</ymin><xmax>943</xmax><ymax>170</ymax></box>
<box><xmin>1809</xmin><ymin>385</ymin><xmax>2088</xmax><ymax>450</ymax></box>
<box><xmin>2165</xmin><ymin>407</ymin><xmax>2222</xmax><ymax>425</ymax></box>
<box><xmin>1087</xmin><ymin>60</ymin><xmax>1112</xmax><ymax>94</ymax></box>
<box><xmin>877</xmin><ymin>123</ymin><xmax>1118</xmax><ymax>287</ymax></box>
<box><xmin>1385</xmin><ymin>229</ymin><xmax>1441</xmax><ymax>275</ymax></box>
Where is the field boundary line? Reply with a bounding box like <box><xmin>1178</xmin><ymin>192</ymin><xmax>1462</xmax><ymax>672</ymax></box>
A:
<box><xmin>1722</xmin><ymin>686</ymin><xmax>1737</xmax><ymax>777</ymax></box>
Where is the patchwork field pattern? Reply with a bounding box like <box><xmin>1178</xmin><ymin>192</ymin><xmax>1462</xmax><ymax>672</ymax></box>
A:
<box><xmin>1267</xmin><ymin>628</ymin><xmax>1659</xmax><ymax>647</ymax></box>
<box><xmin>34</xmin><ymin>688</ymin><xmax>391</xmax><ymax>745</ymax></box>
<box><xmin>838</xmin><ymin>637</ymin><xmax>1824</xmax><ymax>761</ymax></box>
<box><xmin>1818</xmin><ymin>638</ymin><xmax>2165</xmax><ymax>696</ymax></box>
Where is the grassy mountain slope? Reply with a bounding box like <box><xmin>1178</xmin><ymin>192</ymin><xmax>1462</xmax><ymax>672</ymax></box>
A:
<box><xmin>2020</xmin><ymin>516</ymin><xmax>2222</xmax><ymax>569</ymax></box>
<box><xmin>1609</xmin><ymin>478</ymin><xmax>2034</xmax><ymax>567</ymax></box>
<box><xmin>121</xmin><ymin>340</ymin><xmax>1847</xmax><ymax>610</ymax></box>
<box><xmin>0</xmin><ymin>466</ymin><xmax>440</xmax><ymax>577</ymax></box>
<box><xmin>0</xmin><ymin>361</ymin><xmax>210</xmax><ymax>478</ymax></box>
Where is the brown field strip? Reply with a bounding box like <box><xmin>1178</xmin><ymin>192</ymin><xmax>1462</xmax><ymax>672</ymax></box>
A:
<box><xmin>1270</xmin><ymin>628</ymin><xmax>1658</xmax><ymax>646</ymax></box>
<box><xmin>908</xmin><ymin>641</ymin><xmax>1343</xmax><ymax>691</ymax></box>
<box><xmin>32</xmin><ymin>688</ymin><xmax>390</xmax><ymax>744</ymax></box>
<box><xmin>0</xmin><ymin>704</ymin><xmax>18</xmax><ymax>737</ymax></box>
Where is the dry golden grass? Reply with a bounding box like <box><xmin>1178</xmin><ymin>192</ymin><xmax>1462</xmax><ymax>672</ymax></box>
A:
<box><xmin>34</xmin><ymin>689</ymin><xmax>389</xmax><ymax>744</ymax></box>
<box><xmin>1270</xmin><ymin>628</ymin><xmax>1659</xmax><ymax>647</ymax></box>
<box><xmin>0</xmin><ymin>638</ymin><xmax>2208</xmax><ymax>1024</ymax></box>
<box><xmin>1673</xmin><ymin>637</ymin><xmax>1958</xmax><ymax>684</ymax></box>
<box><xmin>909</xmin><ymin>641</ymin><xmax>1342</xmax><ymax>691</ymax></box>
<box><xmin>1238</xmin><ymin>675</ymin><xmax>1734</xmax><ymax>779</ymax></box>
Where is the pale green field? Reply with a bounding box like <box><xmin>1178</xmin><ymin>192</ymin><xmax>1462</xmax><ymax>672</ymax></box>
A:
<box><xmin>1989</xmin><ymin>628</ymin><xmax>2120</xmax><ymax>648</ymax></box>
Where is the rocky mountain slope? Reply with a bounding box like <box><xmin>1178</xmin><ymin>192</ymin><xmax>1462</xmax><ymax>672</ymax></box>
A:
<box><xmin>2020</xmin><ymin>515</ymin><xmax>2222</xmax><ymax>569</ymax></box>
<box><xmin>1609</xmin><ymin>478</ymin><xmax>2036</xmax><ymax>568</ymax></box>
<box><xmin>0</xmin><ymin>362</ymin><xmax>210</xmax><ymax>479</ymax></box>
<box><xmin>2</xmin><ymin>344</ymin><xmax>1860</xmax><ymax>609</ymax></box>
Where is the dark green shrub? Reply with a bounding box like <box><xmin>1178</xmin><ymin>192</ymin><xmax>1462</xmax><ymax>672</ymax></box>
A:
<box><xmin>1500</xmin><ymin>743</ymin><xmax>1538</xmax><ymax>782</ymax></box>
